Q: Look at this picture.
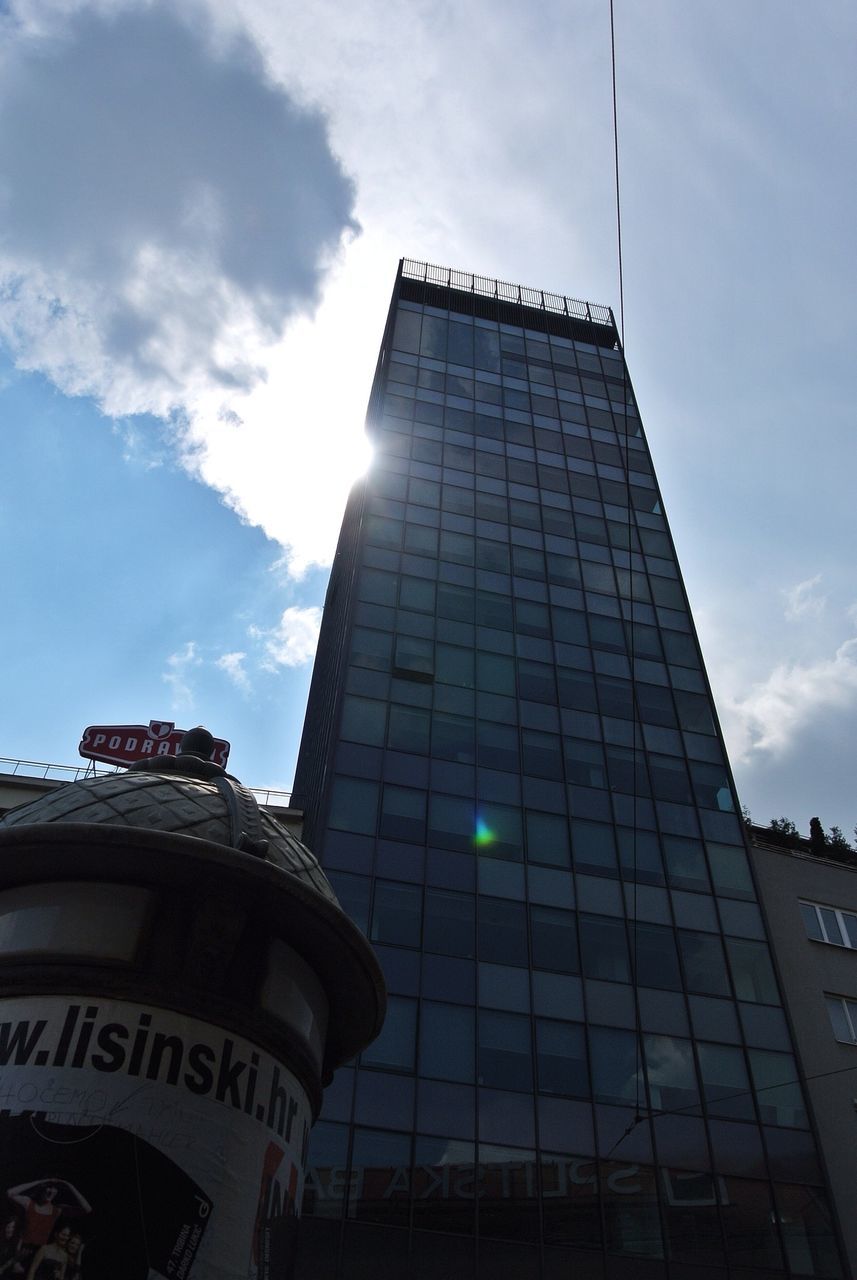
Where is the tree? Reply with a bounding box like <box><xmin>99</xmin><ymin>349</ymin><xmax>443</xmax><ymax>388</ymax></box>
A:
<box><xmin>809</xmin><ymin>817</ymin><xmax>827</xmax><ymax>856</ymax></box>
<box><xmin>770</xmin><ymin>817</ymin><xmax>798</xmax><ymax>837</ymax></box>
<box><xmin>828</xmin><ymin>826</ymin><xmax>852</xmax><ymax>852</ymax></box>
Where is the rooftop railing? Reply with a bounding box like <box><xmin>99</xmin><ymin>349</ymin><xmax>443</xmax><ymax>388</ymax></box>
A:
<box><xmin>401</xmin><ymin>258</ymin><xmax>614</xmax><ymax>327</ymax></box>
<box><xmin>0</xmin><ymin>757</ymin><xmax>292</xmax><ymax>809</ymax></box>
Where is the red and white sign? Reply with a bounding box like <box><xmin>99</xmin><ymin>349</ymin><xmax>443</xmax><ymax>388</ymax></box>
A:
<box><xmin>79</xmin><ymin>721</ymin><xmax>230</xmax><ymax>768</ymax></box>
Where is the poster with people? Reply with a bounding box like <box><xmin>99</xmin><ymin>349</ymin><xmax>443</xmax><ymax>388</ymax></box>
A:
<box><xmin>0</xmin><ymin>996</ymin><xmax>310</xmax><ymax>1278</ymax></box>
<box><xmin>1</xmin><ymin>1118</ymin><xmax>211</xmax><ymax>1277</ymax></box>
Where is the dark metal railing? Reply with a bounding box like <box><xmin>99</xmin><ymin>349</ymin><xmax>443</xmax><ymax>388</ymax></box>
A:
<box><xmin>0</xmin><ymin>757</ymin><xmax>292</xmax><ymax>808</ymax></box>
<box><xmin>401</xmin><ymin>258</ymin><xmax>613</xmax><ymax>326</ymax></box>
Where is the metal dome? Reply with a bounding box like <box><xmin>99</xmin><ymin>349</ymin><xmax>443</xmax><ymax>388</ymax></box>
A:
<box><xmin>0</xmin><ymin>765</ymin><xmax>338</xmax><ymax>906</ymax></box>
<box><xmin>0</xmin><ymin>740</ymin><xmax>385</xmax><ymax>1080</ymax></box>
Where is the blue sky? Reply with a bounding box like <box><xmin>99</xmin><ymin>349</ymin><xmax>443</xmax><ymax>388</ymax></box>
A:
<box><xmin>1</xmin><ymin>0</ymin><xmax>855</xmax><ymax>835</ymax></box>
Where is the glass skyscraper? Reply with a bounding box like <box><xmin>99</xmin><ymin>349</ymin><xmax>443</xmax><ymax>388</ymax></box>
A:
<box><xmin>292</xmin><ymin>260</ymin><xmax>845</xmax><ymax>1279</ymax></box>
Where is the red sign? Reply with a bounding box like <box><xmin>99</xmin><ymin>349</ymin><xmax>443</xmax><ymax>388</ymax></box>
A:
<box><xmin>79</xmin><ymin>721</ymin><xmax>230</xmax><ymax>768</ymax></box>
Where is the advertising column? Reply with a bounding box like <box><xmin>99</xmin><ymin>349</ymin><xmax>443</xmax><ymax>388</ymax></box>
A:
<box><xmin>0</xmin><ymin>730</ymin><xmax>386</xmax><ymax>1280</ymax></box>
<box><xmin>0</xmin><ymin>996</ymin><xmax>310</xmax><ymax>1279</ymax></box>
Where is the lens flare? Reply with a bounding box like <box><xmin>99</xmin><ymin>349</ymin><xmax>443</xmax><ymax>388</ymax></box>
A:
<box><xmin>474</xmin><ymin>816</ymin><xmax>495</xmax><ymax>847</ymax></box>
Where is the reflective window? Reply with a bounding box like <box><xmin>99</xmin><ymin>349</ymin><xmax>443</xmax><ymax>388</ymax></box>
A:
<box><xmin>478</xmin><ymin>1010</ymin><xmax>533</xmax><ymax>1090</ymax></box>
<box><xmin>563</xmin><ymin>737</ymin><xmax>606</xmax><ymax>787</ymax></box>
<box><xmin>572</xmin><ymin>820</ymin><xmax>618</xmax><ymax>876</ymax></box>
<box><xmin>433</xmin><ymin>711</ymin><xmax>475</xmax><ymax>764</ymax></box>
<box><xmin>644</xmin><ymin>1034</ymin><xmax>699</xmax><ymax>1113</ymax></box>
<box><xmin>424</xmin><ymin>888</ymin><xmax>475</xmax><ymax>958</ymax></box>
<box><xmin>605</xmin><ymin>744</ymin><xmax>650</xmax><ymax>796</ymax></box>
<box><xmin>530</xmin><ymin>906</ymin><xmax>578</xmax><ymax>974</ymax></box>
<box><xmin>617</xmin><ymin>829</ymin><xmax>665</xmax><ymax>886</ymax></box>
<box><xmin>435</xmin><ymin>643</ymin><xmax>474</xmax><ymax>688</ymax></box>
<box><xmin>637</xmin><ymin>683</ymin><xmax>677</xmax><ymax>728</ymax></box>
<box><xmin>707</xmin><ymin>842</ymin><xmax>755</xmax><ymax>901</ymax></box>
<box><xmin>428</xmin><ymin>793</ymin><xmax>475</xmax><ymax>851</ymax></box>
<box><xmin>362</xmin><ymin>996</ymin><xmax>417</xmax><ymax>1071</ymax></box>
<box><xmin>477</xmin><ymin>720</ymin><xmax>519</xmax><ymax>771</ymax></box>
<box><xmin>536</xmin><ymin>1020</ymin><xmax>588</xmax><ymax>1097</ymax></box>
<box><xmin>649</xmin><ymin>755</ymin><xmax>693</xmax><ymax>804</ymax></box>
<box><xmin>476</xmin><ymin>802</ymin><xmax>523</xmax><ymax>860</ymax></box>
<box><xmin>696</xmin><ymin>1042</ymin><xmax>754</xmax><ymax>1121</ymax></box>
<box><xmin>720</xmin><ymin>1177</ymin><xmax>783</xmax><ymax>1270</ymax></box>
<box><xmin>477</xmin><ymin>651</ymin><xmax>516</xmax><ymax>695</ymax></box>
<box><xmin>726</xmin><ymin>938</ymin><xmax>779</xmax><ymax>1004</ymax></box>
<box><xmin>774</xmin><ymin>1183</ymin><xmax>842</xmax><ymax>1278</ymax></box>
<box><xmin>379</xmin><ymin>785</ymin><xmax>426</xmax><ymax>843</ymax></box>
<box><xmin>634</xmin><ymin>923</ymin><xmax>682</xmax><ymax>991</ymax></box>
<box><xmin>399</xmin><ymin>575</ymin><xmax>436</xmax><ymax>613</ymax></box>
<box><xmin>661</xmin><ymin>1169</ymin><xmax>725</xmax><ymax>1267</ymax></box>
<box><xmin>579</xmin><ymin>915</ymin><xmax>629</xmax><ymax>982</ymax></box>
<box><xmin>589</xmin><ymin>1026</ymin><xmax>640</xmax><ymax>1105</ymax></box>
<box><xmin>674</xmin><ymin>691</ymin><xmax>715</xmax><ymax>735</ymax></box>
<box><xmin>689</xmin><ymin>760</ymin><xmax>734</xmax><ymax>811</ymax></box>
<box><xmin>478</xmin><ymin>1145</ymin><xmax>540</xmax><ymax>1246</ymax></box>
<box><xmin>663</xmin><ymin>836</ymin><xmax>710</xmax><ymax>893</ymax></box>
<box><xmin>525</xmin><ymin>811</ymin><xmax>571</xmax><ymax>868</ymax></box>
<box><xmin>678</xmin><ymin>930</ymin><xmax>731</xmax><ymax>997</ymax></box>
<box><xmin>518</xmin><ymin>660</ymin><xmax>556</xmax><ymax>703</ymax></box>
<box><xmin>371</xmin><ymin>882</ymin><xmax>422</xmax><ymax>947</ymax></box>
<box><xmin>350</xmin><ymin>626</ymin><xmax>392</xmax><ymax>670</ymax></box>
<box><xmin>393</xmin><ymin>633</ymin><xmax>433</xmax><ymax>678</ymax></box>
<box><xmin>557</xmin><ymin>667</ymin><xmax>598</xmax><ymax>711</ymax></box>
<box><xmin>340</xmin><ymin>694</ymin><xmax>386</xmax><ymax>747</ymax></box>
<box><xmin>359</xmin><ymin>567</ymin><xmax>398</xmax><ymax>607</ymax></box>
<box><xmin>349</xmin><ymin>1127</ymin><xmax>412</xmax><ymax>1225</ymax></box>
<box><xmin>748</xmin><ymin>1050</ymin><xmax>808</xmax><ymax>1127</ymax></box>
<box><xmin>540</xmin><ymin>1151</ymin><xmax>601</xmax><ymax>1249</ymax></box>
<box><xmin>522</xmin><ymin>729</ymin><xmax>563</xmax><ymax>780</ymax></box>
<box><xmin>420</xmin><ymin>1001</ymin><xmax>475</xmax><ymax>1082</ymax></box>
<box><xmin>365</xmin><ymin>513</ymin><xmax>402</xmax><ymax>549</ymax></box>
<box><xmin>404</xmin><ymin>521</ymin><xmax>439</xmax><ymax>555</ymax></box>
<box><xmin>388</xmin><ymin>703</ymin><xmax>430</xmax><ymax>754</ymax></box>
<box><xmin>328</xmin><ymin>776</ymin><xmax>378</xmax><ymax>835</ymax></box>
<box><xmin>479</xmin><ymin>898</ymin><xmax>528</xmax><ymax>966</ymax></box>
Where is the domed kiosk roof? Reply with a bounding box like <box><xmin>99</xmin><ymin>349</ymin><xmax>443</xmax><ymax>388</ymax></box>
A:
<box><xmin>0</xmin><ymin>761</ymin><xmax>337</xmax><ymax>904</ymax></box>
<box><xmin>0</xmin><ymin>730</ymin><xmax>385</xmax><ymax>1083</ymax></box>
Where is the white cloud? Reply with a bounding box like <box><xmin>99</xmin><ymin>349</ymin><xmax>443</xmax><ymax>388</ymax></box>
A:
<box><xmin>0</xmin><ymin>2</ymin><xmax>360</xmax><ymax>573</ymax></box>
<box><xmin>782</xmin><ymin>574</ymin><xmax>826</xmax><ymax>621</ymax></box>
<box><xmin>216</xmin><ymin>650</ymin><xmax>250</xmax><ymax>692</ymax></box>
<box><xmin>251</xmin><ymin>606</ymin><xmax>322</xmax><ymax>671</ymax></box>
<box><xmin>722</xmin><ymin>637</ymin><xmax>857</xmax><ymax>763</ymax></box>
<box><xmin>162</xmin><ymin>641</ymin><xmax>202</xmax><ymax>712</ymax></box>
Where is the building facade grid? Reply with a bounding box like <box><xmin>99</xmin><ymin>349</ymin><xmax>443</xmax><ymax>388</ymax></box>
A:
<box><xmin>292</xmin><ymin>261</ymin><xmax>846</xmax><ymax>1279</ymax></box>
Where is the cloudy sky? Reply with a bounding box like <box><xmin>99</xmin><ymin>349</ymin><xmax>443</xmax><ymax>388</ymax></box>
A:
<box><xmin>1</xmin><ymin>0</ymin><xmax>854</xmax><ymax>837</ymax></box>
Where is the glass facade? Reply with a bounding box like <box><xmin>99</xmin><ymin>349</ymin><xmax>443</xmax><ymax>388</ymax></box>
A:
<box><xmin>292</xmin><ymin>262</ymin><xmax>845</xmax><ymax>1278</ymax></box>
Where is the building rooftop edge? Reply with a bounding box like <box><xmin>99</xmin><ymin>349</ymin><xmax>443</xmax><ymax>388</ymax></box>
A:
<box><xmin>401</xmin><ymin>257</ymin><xmax>614</xmax><ymax>328</ymax></box>
<box><xmin>748</xmin><ymin>821</ymin><xmax>857</xmax><ymax>870</ymax></box>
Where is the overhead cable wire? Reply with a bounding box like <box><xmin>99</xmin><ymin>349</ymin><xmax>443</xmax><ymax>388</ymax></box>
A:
<box><xmin>608</xmin><ymin>0</ymin><xmax>645</xmax><ymax>1125</ymax></box>
<box><xmin>605</xmin><ymin>1059</ymin><xmax>857</xmax><ymax>1157</ymax></box>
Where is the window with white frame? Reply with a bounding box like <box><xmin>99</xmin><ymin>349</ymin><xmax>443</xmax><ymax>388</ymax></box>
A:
<box><xmin>799</xmin><ymin>901</ymin><xmax>857</xmax><ymax>949</ymax></box>
<box><xmin>825</xmin><ymin>995</ymin><xmax>857</xmax><ymax>1045</ymax></box>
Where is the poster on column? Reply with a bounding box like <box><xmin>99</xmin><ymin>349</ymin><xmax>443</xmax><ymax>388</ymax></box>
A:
<box><xmin>0</xmin><ymin>995</ymin><xmax>311</xmax><ymax>1279</ymax></box>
